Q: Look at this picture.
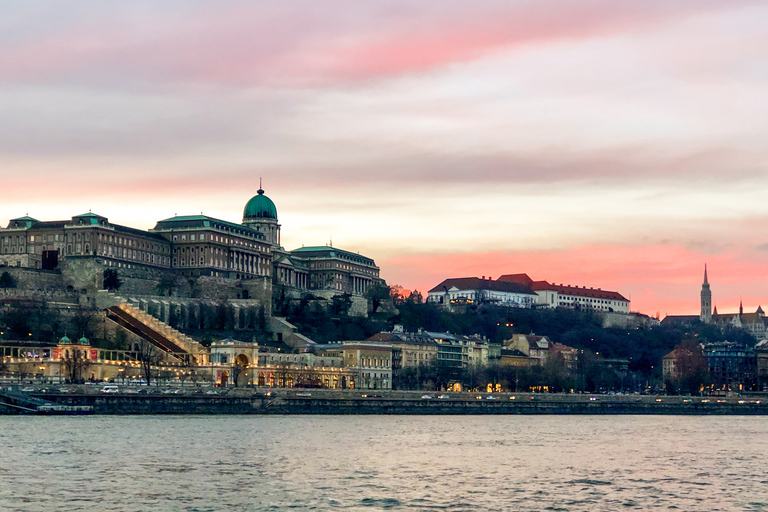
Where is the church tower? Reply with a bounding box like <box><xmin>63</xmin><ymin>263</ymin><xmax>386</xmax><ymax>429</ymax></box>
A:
<box><xmin>700</xmin><ymin>264</ymin><xmax>712</xmax><ymax>324</ymax></box>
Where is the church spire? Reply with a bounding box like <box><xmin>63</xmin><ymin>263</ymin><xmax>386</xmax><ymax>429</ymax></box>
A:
<box><xmin>700</xmin><ymin>264</ymin><xmax>712</xmax><ymax>324</ymax></box>
<box><xmin>740</xmin><ymin>298</ymin><xmax>743</xmax><ymax>316</ymax></box>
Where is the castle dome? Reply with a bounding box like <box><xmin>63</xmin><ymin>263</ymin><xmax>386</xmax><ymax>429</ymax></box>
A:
<box><xmin>243</xmin><ymin>188</ymin><xmax>277</xmax><ymax>220</ymax></box>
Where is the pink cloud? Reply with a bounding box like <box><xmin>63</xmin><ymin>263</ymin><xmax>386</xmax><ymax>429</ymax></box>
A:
<box><xmin>0</xmin><ymin>1</ymin><xmax>756</xmax><ymax>87</ymax></box>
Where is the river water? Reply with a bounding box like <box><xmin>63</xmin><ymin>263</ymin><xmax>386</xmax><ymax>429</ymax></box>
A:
<box><xmin>0</xmin><ymin>415</ymin><xmax>766</xmax><ymax>511</ymax></box>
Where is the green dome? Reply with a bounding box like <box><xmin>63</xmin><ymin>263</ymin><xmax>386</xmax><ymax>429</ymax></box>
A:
<box><xmin>243</xmin><ymin>188</ymin><xmax>277</xmax><ymax>220</ymax></box>
<box><xmin>59</xmin><ymin>335</ymin><xmax>71</xmax><ymax>344</ymax></box>
<box><xmin>79</xmin><ymin>336</ymin><xmax>90</xmax><ymax>345</ymax></box>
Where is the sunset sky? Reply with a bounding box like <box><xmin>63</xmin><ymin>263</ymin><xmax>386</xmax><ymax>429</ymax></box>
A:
<box><xmin>2</xmin><ymin>1</ymin><xmax>768</xmax><ymax>317</ymax></box>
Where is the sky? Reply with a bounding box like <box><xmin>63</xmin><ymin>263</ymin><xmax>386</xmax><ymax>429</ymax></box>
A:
<box><xmin>2</xmin><ymin>0</ymin><xmax>768</xmax><ymax>317</ymax></box>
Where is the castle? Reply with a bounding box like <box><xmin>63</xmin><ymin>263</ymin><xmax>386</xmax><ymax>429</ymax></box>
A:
<box><xmin>662</xmin><ymin>265</ymin><xmax>767</xmax><ymax>340</ymax></box>
<box><xmin>0</xmin><ymin>186</ymin><xmax>380</xmax><ymax>305</ymax></box>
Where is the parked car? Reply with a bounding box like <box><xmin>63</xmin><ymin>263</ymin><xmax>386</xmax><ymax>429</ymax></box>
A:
<box><xmin>101</xmin><ymin>386</ymin><xmax>119</xmax><ymax>394</ymax></box>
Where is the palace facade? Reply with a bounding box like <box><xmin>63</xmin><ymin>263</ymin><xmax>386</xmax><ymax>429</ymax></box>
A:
<box><xmin>0</xmin><ymin>187</ymin><xmax>380</xmax><ymax>299</ymax></box>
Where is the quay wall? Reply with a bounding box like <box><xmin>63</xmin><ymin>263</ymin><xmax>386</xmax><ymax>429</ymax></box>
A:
<box><xmin>10</xmin><ymin>390</ymin><xmax>768</xmax><ymax>415</ymax></box>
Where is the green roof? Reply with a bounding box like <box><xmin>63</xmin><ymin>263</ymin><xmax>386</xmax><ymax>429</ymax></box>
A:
<box><xmin>152</xmin><ymin>215</ymin><xmax>264</xmax><ymax>239</ymax></box>
<box><xmin>244</xmin><ymin>189</ymin><xmax>277</xmax><ymax>220</ymax></box>
<box><xmin>291</xmin><ymin>246</ymin><xmax>377</xmax><ymax>266</ymax></box>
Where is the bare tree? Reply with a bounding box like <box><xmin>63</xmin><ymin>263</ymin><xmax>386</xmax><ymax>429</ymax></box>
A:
<box><xmin>133</xmin><ymin>338</ymin><xmax>164</xmax><ymax>386</ymax></box>
<box><xmin>61</xmin><ymin>350</ymin><xmax>91</xmax><ymax>383</ymax></box>
<box><xmin>70</xmin><ymin>306</ymin><xmax>98</xmax><ymax>340</ymax></box>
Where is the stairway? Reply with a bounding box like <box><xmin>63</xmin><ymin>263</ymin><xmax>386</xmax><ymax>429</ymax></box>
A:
<box><xmin>106</xmin><ymin>304</ymin><xmax>208</xmax><ymax>364</ymax></box>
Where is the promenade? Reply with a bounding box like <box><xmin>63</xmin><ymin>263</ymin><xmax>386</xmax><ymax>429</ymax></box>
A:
<box><xmin>2</xmin><ymin>385</ymin><xmax>766</xmax><ymax>415</ymax></box>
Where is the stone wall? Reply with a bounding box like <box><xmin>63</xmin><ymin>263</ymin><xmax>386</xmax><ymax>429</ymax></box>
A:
<box><xmin>4</xmin><ymin>258</ymin><xmax>272</xmax><ymax>311</ymax></box>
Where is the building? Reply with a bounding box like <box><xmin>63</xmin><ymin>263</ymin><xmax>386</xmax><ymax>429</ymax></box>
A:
<box><xmin>209</xmin><ymin>337</ymin><xmax>351</xmax><ymax>388</ymax></box>
<box><xmin>754</xmin><ymin>339</ymin><xmax>768</xmax><ymax>391</ymax></box>
<box><xmin>427</xmin><ymin>277</ymin><xmax>537</xmax><ymax>308</ymax></box>
<box><xmin>0</xmin><ymin>186</ymin><xmax>380</xmax><ymax>304</ymax></box>
<box><xmin>366</xmin><ymin>328</ymin><xmax>438</xmax><ymax>368</ymax></box>
<box><xmin>704</xmin><ymin>342</ymin><xmax>757</xmax><ymax>393</ymax></box>
<box><xmin>325</xmin><ymin>342</ymin><xmax>393</xmax><ymax>390</ymax></box>
<box><xmin>497</xmin><ymin>274</ymin><xmax>630</xmax><ymax>313</ymax></box>
<box><xmin>664</xmin><ymin>266</ymin><xmax>767</xmax><ymax>339</ymax></box>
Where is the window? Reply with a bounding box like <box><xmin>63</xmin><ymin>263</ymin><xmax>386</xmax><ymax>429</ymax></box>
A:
<box><xmin>200</xmin><ymin>234</ymin><xmax>205</xmax><ymax>240</ymax></box>
<box><xmin>181</xmin><ymin>235</ymin><xmax>187</xmax><ymax>241</ymax></box>
<box><xmin>191</xmin><ymin>235</ymin><xmax>196</xmax><ymax>241</ymax></box>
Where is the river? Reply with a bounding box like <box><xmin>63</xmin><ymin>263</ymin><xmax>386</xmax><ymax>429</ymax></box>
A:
<box><xmin>0</xmin><ymin>415</ymin><xmax>765</xmax><ymax>511</ymax></box>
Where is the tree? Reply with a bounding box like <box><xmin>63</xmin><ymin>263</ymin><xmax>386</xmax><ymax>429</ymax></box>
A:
<box><xmin>133</xmin><ymin>338</ymin><xmax>164</xmax><ymax>386</ymax></box>
<box><xmin>70</xmin><ymin>306</ymin><xmax>97</xmax><ymax>340</ymax></box>
<box><xmin>667</xmin><ymin>339</ymin><xmax>710</xmax><ymax>395</ymax></box>
<box><xmin>365</xmin><ymin>282</ymin><xmax>391</xmax><ymax>315</ymax></box>
<box><xmin>0</xmin><ymin>271</ymin><xmax>16</xmax><ymax>289</ymax></box>
<box><xmin>61</xmin><ymin>349</ymin><xmax>91</xmax><ymax>383</ymax></box>
<box><xmin>331</xmin><ymin>293</ymin><xmax>352</xmax><ymax>316</ymax></box>
<box><xmin>389</xmin><ymin>285</ymin><xmax>411</xmax><ymax>305</ymax></box>
<box><xmin>156</xmin><ymin>273</ymin><xmax>177</xmax><ymax>297</ymax></box>
<box><xmin>103</xmin><ymin>269</ymin><xmax>122</xmax><ymax>292</ymax></box>
<box><xmin>406</xmin><ymin>290</ymin><xmax>423</xmax><ymax>304</ymax></box>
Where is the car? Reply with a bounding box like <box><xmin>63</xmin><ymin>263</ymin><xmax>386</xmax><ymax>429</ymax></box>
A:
<box><xmin>485</xmin><ymin>396</ymin><xmax>498</xmax><ymax>400</ymax></box>
<box><xmin>421</xmin><ymin>395</ymin><xmax>433</xmax><ymax>399</ymax></box>
<box><xmin>438</xmin><ymin>394</ymin><xmax>450</xmax><ymax>399</ymax></box>
<box><xmin>509</xmin><ymin>396</ymin><xmax>516</xmax><ymax>400</ymax></box>
<box><xmin>361</xmin><ymin>393</ymin><xmax>381</xmax><ymax>398</ymax></box>
<box><xmin>205</xmin><ymin>390</ymin><xmax>220</xmax><ymax>395</ymax></box>
<box><xmin>21</xmin><ymin>387</ymin><xmax>35</xmax><ymax>393</ymax></box>
<box><xmin>101</xmin><ymin>386</ymin><xmax>119</xmax><ymax>394</ymax></box>
<box><xmin>295</xmin><ymin>392</ymin><xmax>312</xmax><ymax>397</ymax></box>
<box><xmin>589</xmin><ymin>397</ymin><xmax>597</xmax><ymax>401</ymax></box>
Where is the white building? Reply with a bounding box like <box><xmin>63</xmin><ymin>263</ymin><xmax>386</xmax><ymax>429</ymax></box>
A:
<box><xmin>427</xmin><ymin>277</ymin><xmax>537</xmax><ymax>309</ymax></box>
<box><xmin>498</xmin><ymin>274</ymin><xmax>630</xmax><ymax>313</ymax></box>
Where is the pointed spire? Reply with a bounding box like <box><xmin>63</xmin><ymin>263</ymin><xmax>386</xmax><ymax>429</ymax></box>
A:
<box><xmin>258</xmin><ymin>177</ymin><xmax>264</xmax><ymax>195</ymax></box>
<box><xmin>713</xmin><ymin>304</ymin><xmax>718</xmax><ymax>315</ymax></box>
<box><xmin>703</xmin><ymin>264</ymin><xmax>708</xmax><ymax>285</ymax></box>
<box><xmin>740</xmin><ymin>298</ymin><xmax>743</xmax><ymax>315</ymax></box>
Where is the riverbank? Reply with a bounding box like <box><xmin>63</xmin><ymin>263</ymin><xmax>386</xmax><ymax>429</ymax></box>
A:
<box><xmin>2</xmin><ymin>387</ymin><xmax>765</xmax><ymax>415</ymax></box>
